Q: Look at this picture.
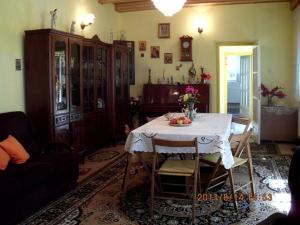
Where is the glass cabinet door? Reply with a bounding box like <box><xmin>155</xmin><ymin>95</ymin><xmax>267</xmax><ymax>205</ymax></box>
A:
<box><xmin>83</xmin><ymin>46</ymin><xmax>95</xmax><ymax>112</ymax></box>
<box><xmin>95</xmin><ymin>47</ymin><xmax>107</xmax><ymax>109</ymax></box>
<box><xmin>54</xmin><ymin>41</ymin><xmax>68</xmax><ymax>113</ymax></box>
<box><xmin>115</xmin><ymin>50</ymin><xmax>122</xmax><ymax>99</ymax></box>
<box><xmin>70</xmin><ymin>42</ymin><xmax>81</xmax><ymax>112</ymax></box>
<box><xmin>122</xmin><ymin>51</ymin><xmax>129</xmax><ymax>100</ymax></box>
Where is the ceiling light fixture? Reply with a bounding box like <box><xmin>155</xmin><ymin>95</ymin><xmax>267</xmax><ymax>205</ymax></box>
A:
<box><xmin>152</xmin><ymin>0</ymin><xmax>186</xmax><ymax>17</ymax></box>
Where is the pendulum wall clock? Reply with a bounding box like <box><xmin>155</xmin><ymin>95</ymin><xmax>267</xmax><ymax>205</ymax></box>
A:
<box><xmin>180</xmin><ymin>35</ymin><xmax>193</xmax><ymax>62</ymax></box>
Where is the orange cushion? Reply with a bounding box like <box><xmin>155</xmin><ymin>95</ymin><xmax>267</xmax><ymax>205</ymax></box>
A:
<box><xmin>0</xmin><ymin>135</ymin><xmax>30</xmax><ymax>164</ymax></box>
<box><xmin>0</xmin><ymin>147</ymin><xmax>10</xmax><ymax>170</ymax></box>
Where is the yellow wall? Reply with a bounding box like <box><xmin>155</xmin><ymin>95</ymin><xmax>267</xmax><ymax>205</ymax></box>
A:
<box><xmin>0</xmin><ymin>0</ymin><xmax>119</xmax><ymax>113</ymax></box>
<box><xmin>0</xmin><ymin>1</ymin><xmax>295</xmax><ymax>113</ymax></box>
<box><xmin>119</xmin><ymin>2</ymin><xmax>293</xmax><ymax>112</ymax></box>
<box><xmin>293</xmin><ymin>4</ymin><xmax>300</xmax><ymax>105</ymax></box>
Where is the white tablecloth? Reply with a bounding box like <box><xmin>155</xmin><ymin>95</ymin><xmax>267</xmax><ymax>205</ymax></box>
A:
<box><xmin>125</xmin><ymin>113</ymin><xmax>234</xmax><ymax>169</ymax></box>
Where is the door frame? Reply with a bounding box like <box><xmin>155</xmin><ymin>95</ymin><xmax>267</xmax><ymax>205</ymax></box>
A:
<box><xmin>216</xmin><ymin>42</ymin><xmax>257</xmax><ymax>113</ymax></box>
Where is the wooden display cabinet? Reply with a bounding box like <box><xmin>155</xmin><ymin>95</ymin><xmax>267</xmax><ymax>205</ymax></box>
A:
<box><xmin>113</xmin><ymin>40</ymin><xmax>135</xmax><ymax>85</ymax></box>
<box><xmin>110</xmin><ymin>43</ymin><xmax>131</xmax><ymax>142</ymax></box>
<box><xmin>25</xmin><ymin>29</ymin><xmax>83</xmax><ymax>149</ymax></box>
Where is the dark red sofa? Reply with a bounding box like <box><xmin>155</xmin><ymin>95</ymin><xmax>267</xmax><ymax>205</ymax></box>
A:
<box><xmin>0</xmin><ymin>111</ymin><xmax>79</xmax><ymax>225</ymax></box>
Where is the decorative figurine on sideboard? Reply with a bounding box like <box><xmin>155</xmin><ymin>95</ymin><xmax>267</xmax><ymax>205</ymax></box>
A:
<box><xmin>50</xmin><ymin>9</ymin><xmax>58</xmax><ymax>29</ymax></box>
<box><xmin>70</xmin><ymin>21</ymin><xmax>76</xmax><ymax>34</ymax></box>
<box><xmin>188</xmin><ymin>63</ymin><xmax>196</xmax><ymax>83</ymax></box>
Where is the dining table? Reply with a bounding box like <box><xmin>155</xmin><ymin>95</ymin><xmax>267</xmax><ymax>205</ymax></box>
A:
<box><xmin>121</xmin><ymin>113</ymin><xmax>234</xmax><ymax>199</ymax></box>
<box><xmin>125</xmin><ymin>113</ymin><xmax>234</xmax><ymax>169</ymax></box>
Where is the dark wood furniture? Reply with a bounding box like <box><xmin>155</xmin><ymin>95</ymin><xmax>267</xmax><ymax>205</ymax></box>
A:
<box><xmin>82</xmin><ymin>36</ymin><xmax>111</xmax><ymax>148</ymax></box>
<box><xmin>140</xmin><ymin>84</ymin><xmax>210</xmax><ymax>117</ymax></box>
<box><xmin>113</xmin><ymin>40</ymin><xmax>135</xmax><ymax>85</ymax></box>
<box><xmin>111</xmin><ymin>44</ymin><xmax>131</xmax><ymax>141</ymax></box>
<box><xmin>25</xmin><ymin>29</ymin><xmax>131</xmax><ymax>150</ymax></box>
<box><xmin>261</xmin><ymin>106</ymin><xmax>298</xmax><ymax>142</ymax></box>
<box><xmin>25</xmin><ymin>29</ymin><xmax>84</xmax><ymax>150</ymax></box>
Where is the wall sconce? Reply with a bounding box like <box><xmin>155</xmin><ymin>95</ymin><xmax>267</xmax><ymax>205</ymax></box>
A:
<box><xmin>198</xmin><ymin>27</ymin><xmax>203</xmax><ymax>34</ymax></box>
<box><xmin>81</xmin><ymin>13</ymin><xmax>95</xmax><ymax>30</ymax></box>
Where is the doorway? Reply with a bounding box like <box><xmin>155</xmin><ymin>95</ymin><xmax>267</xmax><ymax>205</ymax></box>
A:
<box><xmin>226</xmin><ymin>54</ymin><xmax>251</xmax><ymax>116</ymax></box>
<box><xmin>217</xmin><ymin>43</ymin><xmax>261</xmax><ymax>143</ymax></box>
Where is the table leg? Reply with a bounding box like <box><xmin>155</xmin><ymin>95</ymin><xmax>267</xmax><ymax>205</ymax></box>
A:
<box><xmin>121</xmin><ymin>153</ymin><xmax>132</xmax><ymax>202</ymax></box>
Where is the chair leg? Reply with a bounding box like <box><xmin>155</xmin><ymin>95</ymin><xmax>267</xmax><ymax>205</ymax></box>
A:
<box><xmin>228</xmin><ymin>169</ymin><xmax>238</xmax><ymax>211</ymax></box>
<box><xmin>247</xmin><ymin>159</ymin><xmax>255</xmax><ymax>196</ymax></box>
<box><xmin>246</xmin><ymin>143</ymin><xmax>255</xmax><ymax>196</ymax></box>
<box><xmin>150</xmin><ymin>176</ymin><xmax>155</xmax><ymax>220</ymax></box>
<box><xmin>204</xmin><ymin>160</ymin><xmax>221</xmax><ymax>193</ymax></box>
<box><xmin>192</xmin><ymin>173</ymin><xmax>198</xmax><ymax>224</ymax></box>
<box><xmin>198</xmin><ymin>171</ymin><xmax>201</xmax><ymax>194</ymax></box>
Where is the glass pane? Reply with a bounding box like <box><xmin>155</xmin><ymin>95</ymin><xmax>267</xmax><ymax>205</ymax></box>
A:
<box><xmin>123</xmin><ymin>53</ymin><xmax>129</xmax><ymax>99</ymax></box>
<box><xmin>115</xmin><ymin>50</ymin><xmax>121</xmax><ymax>97</ymax></box>
<box><xmin>54</xmin><ymin>41</ymin><xmax>67</xmax><ymax>111</ymax></box>
<box><xmin>95</xmin><ymin>48</ymin><xmax>107</xmax><ymax>109</ymax></box>
<box><xmin>83</xmin><ymin>46</ymin><xmax>94</xmax><ymax>112</ymax></box>
<box><xmin>70</xmin><ymin>43</ymin><xmax>81</xmax><ymax>111</ymax></box>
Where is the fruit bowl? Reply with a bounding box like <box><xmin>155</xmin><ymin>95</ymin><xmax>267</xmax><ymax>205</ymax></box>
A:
<box><xmin>169</xmin><ymin>123</ymin><xmax>192</xmax><ymax>127</ymax></box>
<box><xmin>169</xmin><ymin>116</ymin><xmax>192</xmax><ymax>126</ymax></box>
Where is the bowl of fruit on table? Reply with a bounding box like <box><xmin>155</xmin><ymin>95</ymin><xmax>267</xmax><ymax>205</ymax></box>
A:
<box><xmin>169</xmin><ymin>116</ymin><xmax>192</xmax><ymax>126</ymax></box>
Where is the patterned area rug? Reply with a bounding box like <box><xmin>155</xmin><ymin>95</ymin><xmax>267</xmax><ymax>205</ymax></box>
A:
<box><xmin>19</xmin><ymin>153</ymin><xmax>291</xmax><ymax>225</ymax></box>
<box><xmin>250</xmin><ymin>142</ymin><xmax>279</xmax><ymax>155</ymax></box>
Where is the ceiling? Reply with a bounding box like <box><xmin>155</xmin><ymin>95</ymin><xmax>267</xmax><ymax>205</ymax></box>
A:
<box><xmin>98</xmin><ymin>0</ymin><xmax>299</xmax><ymax>12</ymax></box>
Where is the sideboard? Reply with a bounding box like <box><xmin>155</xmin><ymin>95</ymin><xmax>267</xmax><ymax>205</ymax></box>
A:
<box><xmin>140</xmin><ymin>84</ymin><xmax>210</xmax><ymax>117</ymax></box>
<box><xmin>260</xmin><ymin>106</ymin><xmax>298</xmax><ymax>142</ymax></box>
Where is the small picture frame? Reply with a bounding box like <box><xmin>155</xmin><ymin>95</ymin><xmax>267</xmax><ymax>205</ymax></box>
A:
<box><xmin>151</xmin><ymin>46</ymin><xmax>160</xmax><ymax>58</ymax></box>
<box><xmin>158</xmin><ymin>23</ymin><xmax>170</xmax><ymax>38</ymax></box>
<box><xmin>164</xmin><ymin>53</ymin><xmax>173</xmax><ymax>64</ymax></box>
<box><xmin>139</xmin><ymin>41</ymin><xmax>146</xmax><ymax>51</ymax></box>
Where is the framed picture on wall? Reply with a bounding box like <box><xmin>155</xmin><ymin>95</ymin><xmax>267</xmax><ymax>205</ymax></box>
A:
<box><xmin>164</xmin><ymin>53</ymin><xmax>173</xmax><ymax>64</ymax></box>
<box><xmin>151</xmin><ymin>46</ymin><xmax>160</xmax><ymax>58</ymax></box>
<box><xmin>158</xmin><ymin>23</ymin><xmax>170</xmax><ymax>38</ymax></box>
<box><xmin>139</xmin><ymin>41</ymin><xmax>146</xmax><ymax>51</ymax></box>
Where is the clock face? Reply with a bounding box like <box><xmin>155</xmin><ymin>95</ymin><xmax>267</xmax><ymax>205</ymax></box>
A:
<box><xmin>182</xmin><ymin>41</ymin><xmax>190</xmax><ymax>48</ymax></box>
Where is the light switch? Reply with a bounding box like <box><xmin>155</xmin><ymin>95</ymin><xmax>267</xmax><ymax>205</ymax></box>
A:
<box><xmin>15</xmin><ymin>59</ymin><xmax>21</xmax><ymax>71</ymax></box>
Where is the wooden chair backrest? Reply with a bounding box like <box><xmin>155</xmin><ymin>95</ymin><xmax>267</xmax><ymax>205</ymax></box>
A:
<box><xmin>234</xmin><ymin>128</ymin><xmax>253</xmax><ymax>158</ymax></box>
<box><xmin>151</xmin><ymin>138</ymin><xmax>199</xmax><ymax>174</ymax></box>
<box><xmin>152</xmin><ymin>138</ymin><xmax>199</xmax><ymax>155</ymax></box>
<box><xmin>232</xmin><ymin>116</ymin><xmax>251</xmax><ymax>134</ymax></box>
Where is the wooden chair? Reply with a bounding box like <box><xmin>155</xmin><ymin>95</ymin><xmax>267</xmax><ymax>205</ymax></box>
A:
<box><xmin>201</xmin><ymin>128</ymin><xmax>255</xmax><ymax>211</ymax></box>
<box><xmin>230</xmin><ymin>116</ymin><xmax>252</xmax><ymax>153</ymax></box>
<box><xmin>150</xmin><ymin>138</ymin><xmax>200</xmax><ymax>224</ymax></box>
<box><xmin>232</xmin><ymin>116</ymin><xmax>251</xmax><ymax>134</ymax></box>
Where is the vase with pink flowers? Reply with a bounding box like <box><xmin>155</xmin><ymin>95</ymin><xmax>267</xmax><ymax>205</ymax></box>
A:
<box><xmin>261</xmin><ymin>84</ymin><xmax>286</xmax><ymax>106</ymax></box>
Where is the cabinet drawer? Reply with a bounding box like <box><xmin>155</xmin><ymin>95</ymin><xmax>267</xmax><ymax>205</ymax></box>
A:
<box><xmin>70</xmin><ymin>113</ymin><xmax>82</xmax><ymax>122</ymax></box>
<box><xmin>55</xmin><ymin>124</ymin><xmax>70</xmax><ymax>145</ymax></box>
<box><xmin>55</xmin><ymin>114</ymin><xmax>70</xmax><ymax>126</ymax></box>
